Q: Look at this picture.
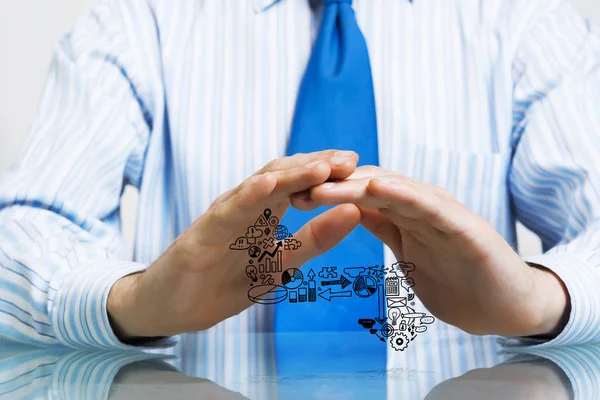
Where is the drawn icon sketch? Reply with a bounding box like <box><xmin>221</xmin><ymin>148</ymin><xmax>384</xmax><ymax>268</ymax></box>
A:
<box><xmin>248</xmin><ymin>285</ymin><xmax>288</xmax><ymax>305</ymax></box>
<box><xmin>281</xmin><ymin>268</ymin><xmax>304</xmax><ymax>289</ymax></box>
<box><xmin>245</xmin><ymin>226</ymin><xmax>263</xmax><ymax>243</ymax></box>
<box><xmin>318</xmin><ymin>267</ymin><xmax>338</xmax><ymax>279</ymax></box>
<box><xmin>255</xmin><ymin>215</ymin><xmax>269</xmax><ymax>228</ymax></box>
<box><xmin>269</xmin><ymin>216</ymin><xmax>279</xmax><ymax>226</ymax></box>
<box><xmin>245</xmin><ymin>265</ymin><xmax>258</xmax><ymax>282</ymax></box>
<box><xmin>344</xmin><ymin>267</ymin><xmax>366</xmax><ymax>279</ymax></box>
<box><xmin>298</xmin><ymin>287</ymin><xmax>307</xmax><ymax>302</ymax></box>
<box><xmin>230</xmin><ymin>237</ymin><xmax>251</xmax><ymax>250</ymax></box>
<box><xmin>401</xmin><ymin>277</ymin><xmax>416</xmax><ymax>290</ymax></box>
<box><xmin>238</xmin><ymin>209</ymin><xmax>435</xmax><ymax>352</ymax></box>
<box><xmin>258</xmin><ymin>241</ymin><xmax>282</xmax><ymax>262</ymax></box>
<box><xmin>248</xmin><ymin>245</ymin><xmax>261</xmax><ymax>258</ymax></box>
<box><xmin>352</xmin><ymin>275</ymin><xmax>378</xmax><ymax>298</ymax></box>
<box><xmin>307</xmin><ymin>269</ymin><xmax>317</xmax><ymax>302</ymax></box>
<box><xmin>386</xmin><ymin>297</ymin><xmax>407</xmax><ymax>308</ymax></box>
<box><xmin>262</xmin><ymin>237</ymin><xmax>275</xmax><ymax>249</ymax></box>
<box><xmin>318</xmin><ymin>288</ymin><xmax>352</xmax><ymax>301</ymax></box>
<box><xmin>274</xmin><ymin>225</ymin><xmax>289</xmax><ymax>241</ymax></box>
<box><xmin>385</xmin><ymin>276</ymin><xmax>400</xmax><ymax>296</ymax></box>
<box><xmin>320</xmin><ymin>275</ymin><xmax>352</xmax><ymax>289</ymax></box>
<box><xmin>390</xmin><ymin>332</ymin><xmax>410</xmax><ymax>351</ymax></box>
<box><xmin>284</xmin><ymin>238</ymin><xmax>302</xmax><ymax>250</ymax></box>
<box><xmin>388</xmin><ymin>308</ymin><xmax>401</xmax><ymax>326</ymax></box>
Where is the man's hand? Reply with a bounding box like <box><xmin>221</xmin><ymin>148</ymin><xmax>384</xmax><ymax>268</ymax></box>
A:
<box><xmin>107</xmin><ymin>150</ymin><xmax>362</xmax><ymax>340</ymax></box>
<box><xmin>294</xmin><ymin>166</ymin><xmax>570</xmax><ymax>338</ymax></box>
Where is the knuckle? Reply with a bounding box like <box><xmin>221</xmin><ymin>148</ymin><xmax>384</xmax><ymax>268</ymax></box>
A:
<box><xmin>255</xmin><ymin>172</ymin><xmax>277</xmax><ymax>197</ymax></box>
<box><xmin>261</xmin><ymin>171</ymin><xmax>277</xmax><ymax>186</ymax></box>
<box><xmin>208</xmin><ymin>203</ymin><xmax>228</xmax><ymax>222</ymax></box>
<box><xmin>211</xmin><ymin>190</ymin><xmax>231</xmax><ymax>206</ymax></box>
<box><xmin>264</xmin><ymin>158</ymin><xmax>281</xmax><ymax>171</ymax></box>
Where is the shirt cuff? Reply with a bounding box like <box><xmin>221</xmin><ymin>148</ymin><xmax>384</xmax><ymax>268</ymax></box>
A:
<box><xmin>499</xmin><ymin>253</ymin><xmax>600</xmax><ymax>348</ymax></box>
<box><xmin>48</xmin><ymin>261</ymin><xmax>177</xmax><ymax>349</ymax></box>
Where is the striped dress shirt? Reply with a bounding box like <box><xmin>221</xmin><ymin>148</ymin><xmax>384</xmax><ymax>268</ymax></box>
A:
<box><xmin>1</xmin><ymin>0</ymin><xmax>600</xmax><ymax>396</ymax></box>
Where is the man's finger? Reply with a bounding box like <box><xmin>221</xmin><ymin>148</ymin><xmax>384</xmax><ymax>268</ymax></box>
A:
<box><xmin>256</xmin><ymin>150</ymin><xmax>359</xmax><ymax>179</ymax></box>
<box><xmin>308</xmin><ymin>175</ymin><xmax>402</xmax><ymax>208</ymax></box>
<box><xmin>309</xmin><ymin>177</ymin><xmax>466</xmax><ymax>234</ymax></box>
<box><xmin>367</xmin><ymin>179</ymin><xmax>466</xmax><ymax>234</ymax></box>
<box><xmin>212</xmin><ymin>161</ymin><xmax>349</xmax><ymax>230</ymax></box>
<box><xmin>357</xmin><ymin>206</ymin><xmax>404</xmax><ymax>258</ymax></box>
<box><xmin>269</xmin><ymin>162</ymin><xmax>332</xmax><ymax>201</ymax></box>
<box><xmin>284</xmin><ymin>204</ymin><xmax>361</xmax><ymax>268</ymax></box>
<box><xmin>220</xmin><ymin>150</ymin><xmax>359</xmax><ymax>205</ymax></box>
<box><xmin>289</xmin><ymin>190</ymin><xmax>319</xmax><ymax>211</ymax></box>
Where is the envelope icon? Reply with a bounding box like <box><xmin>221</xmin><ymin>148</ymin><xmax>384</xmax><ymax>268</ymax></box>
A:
<box><xmin>386</xmin><ymin>298</ymin><xmax>407</xmax><ymax>308</ymax></box>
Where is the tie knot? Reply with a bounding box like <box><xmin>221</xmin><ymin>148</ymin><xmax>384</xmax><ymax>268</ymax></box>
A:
<box><xmin>322</xmin><ymin>0</ymin><xmax>352</xmax><ymax>5</ymax></box>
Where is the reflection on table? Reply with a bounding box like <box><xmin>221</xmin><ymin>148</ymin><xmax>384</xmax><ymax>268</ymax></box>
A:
<box><xmin>0</xmin><ymin>333</ymin><xmax>598</xmax><ymax>399</ymax></box>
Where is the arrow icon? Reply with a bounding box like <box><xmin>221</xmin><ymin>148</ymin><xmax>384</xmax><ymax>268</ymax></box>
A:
<box><xmin>307</xmin><ymin>269</ymin><xmax>316</xmax><ymax>280</ymax></box>
<box><xmin>375</xmin><ymin>284</ymin><xmax>387</xmax><ymax>325</ymax></box>
<box><xmin>318</xmin><ymin>288</ymin><xmax>352</xmax><ymax>301</ymax></box>
<box><xmin>320</xmin><ymin>275</ymin><xmax>352</xmax><ymax>289</ymax></box>
<box><xmin>258</xmin><ymin>241</ymin><xmax>282</xmax><ymax>262</ymax></box>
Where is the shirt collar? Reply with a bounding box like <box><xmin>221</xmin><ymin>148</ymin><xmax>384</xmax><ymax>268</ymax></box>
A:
<box><xmin>253</xmin><ymin>0</ymin><xmax>413</xmax><ymax>14</ymax></box>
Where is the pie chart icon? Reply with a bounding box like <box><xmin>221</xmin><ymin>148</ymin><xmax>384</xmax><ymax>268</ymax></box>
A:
<box><xmin>248</xmin><ymin>285</ymin><xmax>288</xmax><ymax>305</ymax></box>
<box><xmin>353</xmin><ymin>275</ymin><xmax>378</xmax><ymax>298</ymax></box>
<box><xmin>281</xmin><ymin>268</ymin><xmax>304</xmax><ymax>289</ymax></box>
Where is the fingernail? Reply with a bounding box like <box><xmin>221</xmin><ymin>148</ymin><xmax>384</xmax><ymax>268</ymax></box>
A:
<box><xmin>331</xmin><ymin>156</ymin><xmax>351</xmax><ymax>166</ymax></box>
<box><xmin>320</xmin><ymin>182</ymin><xmax>336</xmax><ymax>189</ymax></box>
<box><xmin>306</xmin><ymin>161</ymin><xmax>322</xmax><ymax>168</ymax></box>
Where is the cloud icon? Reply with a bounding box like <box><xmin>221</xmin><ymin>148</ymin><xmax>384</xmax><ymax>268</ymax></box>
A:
<box><xmin>344</xmin><ymin>267</ymin><xmax>366</xmax><ymax>279</ymax></box>
<box><xmin>392</xmin><ymin>261</ymin><xmax>415</xmax><ymax>276</ymax></box>
<box><xmin>229</xmin><ymin>237</ymin><xmax>251</xmax><ymax>250</ymax></box>
<box><xmin>246</xmin><ymin>226</ymin><xmax>263</xmax><ymax>239</ymax></box>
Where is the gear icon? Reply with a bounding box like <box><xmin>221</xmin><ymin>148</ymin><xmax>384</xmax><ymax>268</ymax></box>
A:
<box><xmin>390</xmin><ymin>332</ymin><xmax>410</xmax><ymax>352</ymax></box>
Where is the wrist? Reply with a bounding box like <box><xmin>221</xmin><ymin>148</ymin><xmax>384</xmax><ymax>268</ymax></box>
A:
<box><xmin>527</xmin><ymin>263</ymin><xmax>571</xmax><ymax>338</ymax></box>
<box><xmin>107</xmin><ymin>272</ymin><xmax>154</xmax><ymax>341</ymax></box>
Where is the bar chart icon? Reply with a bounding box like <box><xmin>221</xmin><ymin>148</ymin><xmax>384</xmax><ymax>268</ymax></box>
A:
<box><xmin>298</xmin><ymin>288</ymin><xmax>307</xmax><ymax>302</ymax></box>
<box><xmin>276</xmin><ymin>250</ymin><xmax>282</xmax><ymax>272</ymax></box>
<box><xmin>264</xmin><ymin>251</ymin><xmax>283</xmax><ymax>273</ymax></box>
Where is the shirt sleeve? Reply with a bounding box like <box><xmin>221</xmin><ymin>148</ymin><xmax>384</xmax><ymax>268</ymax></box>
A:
<box><xmin>0</xmin><ymin>0</ymin><xmax>168</xmax><ymax>349</ymax></box>
<box><xmin>506</xmin><ymin>0</ymin><xmax>600</xmax><ymax>347</ymax></box>
<box><xmin>0</xmin><ymin>348</ymin><xmax>174</xmax><ymax>399</ymax></box>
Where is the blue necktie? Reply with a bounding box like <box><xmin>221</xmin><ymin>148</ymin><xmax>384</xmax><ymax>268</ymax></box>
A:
<box><xmin>275</xmin><ymin>0</ymin><xmax>384</xmax><ymax>333</ymax></box>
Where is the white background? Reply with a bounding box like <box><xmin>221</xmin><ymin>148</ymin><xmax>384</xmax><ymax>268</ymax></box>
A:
<box><xmin>1</xmin><ymin>0</ymin><xmax>599</xmax><ymax>256</ymax></box>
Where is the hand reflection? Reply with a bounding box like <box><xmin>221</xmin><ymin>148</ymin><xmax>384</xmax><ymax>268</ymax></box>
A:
<box><xmin>0</xmin><ymin>348</ymin><xmax>248</xmax><ymax>400</ymax></box>
<box><xmin>424</xmin><ymin>356</ymin><xmax>572</xmax><ymax>400</ymax></box>
<box><xmin>424</xmin><ymin>345</ymin><xmax>600</xmax><ymax>400</ymax></box>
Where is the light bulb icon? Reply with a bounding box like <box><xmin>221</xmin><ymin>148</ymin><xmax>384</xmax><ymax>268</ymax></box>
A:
<box><xmin>388</xmin><ymin>307</ymin><xmax>401</xmax><ymax>326</ymax></box>
<box><xmin>246</xmin><ymin>265</ymin><xmax>258</xmax><ymax>282</ymax></box>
